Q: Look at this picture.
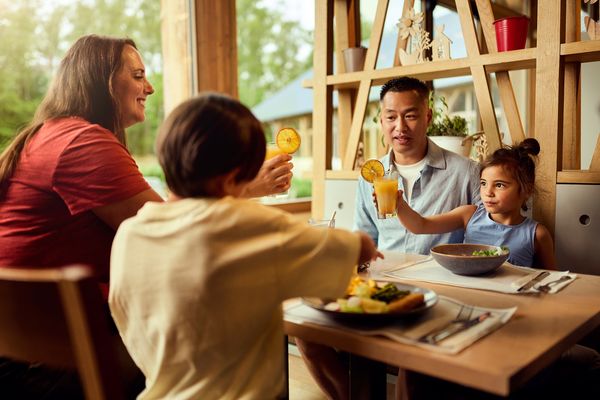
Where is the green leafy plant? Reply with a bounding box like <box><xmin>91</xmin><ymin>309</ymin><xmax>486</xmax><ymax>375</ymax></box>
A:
<box><xmin>426</xmin><ymin>92</ymin><xmax>468</xmax><ymax>137</ymax></box>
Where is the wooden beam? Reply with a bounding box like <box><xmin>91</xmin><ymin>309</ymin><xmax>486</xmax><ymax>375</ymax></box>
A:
<box><xmin>533</xmin><ymin>0</ymin><xmax>564</xmax><ymax>236</ymax></box>
<box><xmin>160</xmin><ymin>0</ymin><xmax>194</xmax><ymax>115</ymax></box>
<box><xmin>475</xmin><ymin>0</ymin><xmax>526</xmax><ymax>145</ymax></box>
<box><xmin>456</xmin><ymin>0</ymin><xmax>502</xmax><ymax>152</ymax></box>
<box><xmin>562</xmin><ymin>0</ymin><xmax>581</xmax><ymax>169</ymax></box>
<box><xmin>334</xmin><ymin>0</ymin><xmax>360</xmax><ymax>169</ymax></box>
<box><xmin>312</xmin><ymin>0</ymin><xmax>334</xmax><ymax>219</ymax></box>
<box><xmin>343</xmin><ymin>0</ymin><xmax>389</xmax><ymax>170</ymax></box>
<box><xmin>303</xmin><ymin>48</ymin><xmax>538</xmax><ymax>89</ymax></box>
<box><xmin>194</xmin><ymin>0</ymin><xmax>238</xmax><ymax>97</ymax></box>
<box><xmin>589</xmin><ymin>133</ymin><xmax>600</xmax><ymax>172</ymax></box>
<box><xmin>527</xmin><ymin>0</ymin><xmax>537</xmax><ymax>138</ymax></box>
<box><xmin>436</xmin><ymin>0</ymin><xmax>522</xmax><ymax>19</ymax></box>
<box><xmin>557</xmin><ymin>170</ymin><xmax>600</xmax><ymax>184</ymax></box>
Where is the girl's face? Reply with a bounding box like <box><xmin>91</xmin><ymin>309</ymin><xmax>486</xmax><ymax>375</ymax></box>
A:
<box><xmin>480</xmin><ymin>165</ymin><xmax>528</xmax><ymax>216</ymax></box>
<box><xmin>113</xmin><ymin>44</ymin><xmax>154</xmax><ymax>129</ymax></box>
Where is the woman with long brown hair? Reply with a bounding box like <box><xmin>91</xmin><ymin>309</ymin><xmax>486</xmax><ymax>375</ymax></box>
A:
<box><xmin>0</xmin><ymin>34</ymin><xmax>292</xmax><ymax>398</ymax></box>
<box><xmin>0</xmin><ymin>34</ymin><xmax>292</xmax><ymax>282</ymax></box>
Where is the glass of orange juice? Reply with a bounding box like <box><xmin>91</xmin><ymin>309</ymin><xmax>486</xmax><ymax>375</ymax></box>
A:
<box><xmin>373</xmin><ymin>171</ymin><xmax>398</xmax><ymax>219</ymax></box>
<box><xmin>265</xmin><ymin>143</ymin><xmax>286</xmax><ymax>161</ymax></box>
<box><xmin>265</xmin><ymin>143</ymin><xmax>289</xmax><ymax>198</ymax></box>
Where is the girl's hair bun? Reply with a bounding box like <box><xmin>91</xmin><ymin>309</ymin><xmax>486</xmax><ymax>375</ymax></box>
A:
<box><xmin>518</xmin><ymin>138</ymin><xmax>540</xmax><ymax>156</ymax></box>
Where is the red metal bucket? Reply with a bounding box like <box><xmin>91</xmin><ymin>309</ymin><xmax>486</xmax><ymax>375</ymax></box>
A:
<box><xmin>494</xmin><ymin>16</ymin><xmax>529</xmax><ymax>52</ymax></box>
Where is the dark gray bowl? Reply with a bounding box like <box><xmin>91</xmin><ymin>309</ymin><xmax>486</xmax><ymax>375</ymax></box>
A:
<box><xmin>430</xmin><ymin>244</ymin><xmax>509</xmax><ymax>276</ymax></box>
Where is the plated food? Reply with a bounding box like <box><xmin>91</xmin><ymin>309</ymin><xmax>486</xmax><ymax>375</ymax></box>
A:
<box><xmin>472</xmin><ymin>246</ymin><xmax>509</xmax><ymax>257</ymax></box>
<box><xmin>431</xmin><ymin>243</ymin><xmax>510</xmax><ymax>276</ymax></box>
<box><xmin>303</xmin><ymin>277</ymin><xmax>437</xmax><ymax>322</ymax></box>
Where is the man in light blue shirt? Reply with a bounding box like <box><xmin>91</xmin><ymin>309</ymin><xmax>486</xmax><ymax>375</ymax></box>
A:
<box><xmin>297</xmin><ymin>77</ymin><xmax>481</xmax><ymax>400</ymax></box>
<box><xmin>354</xmin><ymin>77</ymin><xmax>480</xmax><ymax>253</ymax></box>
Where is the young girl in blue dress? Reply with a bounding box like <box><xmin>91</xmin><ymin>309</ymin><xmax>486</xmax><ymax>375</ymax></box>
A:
<box><xmin>395</xmin><ymin>138</ymin><xmax>600</xmax><ymax>397</ymax></box>
<box><xmin>395</xmin><ymin>138</ymin><xmax>556</xmax><ymax>269</ymax></box>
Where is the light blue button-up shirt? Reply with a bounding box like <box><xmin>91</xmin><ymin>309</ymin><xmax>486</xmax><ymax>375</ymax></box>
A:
<box><xmin>353</xmin><ymin>139</ymin><xmax>481</xmax><ymax>254</ymax></box>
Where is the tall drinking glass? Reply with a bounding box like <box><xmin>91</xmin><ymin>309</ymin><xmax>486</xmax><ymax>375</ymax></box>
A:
<box><xmin>373</xmin><ymin>171</ymin><xmax>398</xmax><ymax>219</ymax></box>
<box><xmin>265</xmin><ymin>143</ymin><xmax>289</xmax><ymax>198</ymax></box>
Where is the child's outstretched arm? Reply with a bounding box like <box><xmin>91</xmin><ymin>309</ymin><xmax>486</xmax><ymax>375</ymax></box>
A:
<box><xmin>534</xmin><ymin>224</ymin><xmax>557</xmax><ymax>270</ymax></box>
<box><xmin>396</xmin><ymin>190</ymin><xmax>477</xmax><ymax>234</ymax></box>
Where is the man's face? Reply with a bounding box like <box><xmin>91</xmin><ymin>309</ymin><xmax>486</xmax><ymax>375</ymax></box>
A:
<box><xmin>380</xmin><ymin>90</ymin><xmax>431</xmax><ymax>164</ymax></box>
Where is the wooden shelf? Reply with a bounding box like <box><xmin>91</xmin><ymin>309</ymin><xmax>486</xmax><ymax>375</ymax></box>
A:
<box><xmin>557</xmin><ymin>170</ymin><xmax>600</xmax><ymax>184</ymax></box>
<box><xmin>561</xmin><ymin>40</ymin><xmax>600</xmax><ymax>63</ymax></box>
<box><xmin>308</xmin><ymin>0</ymin><xmax>596</xmax><ymax>234</ymax></box>
<box><xmin>303</xmin><ymin>48</ymin><xmax>537</xmax><ymax>89</ymax></box>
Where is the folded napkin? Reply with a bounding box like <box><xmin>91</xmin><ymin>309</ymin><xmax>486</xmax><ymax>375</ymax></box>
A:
<box><xmin>285</xmin><ymin>296</ymin><xmax>516</xmax><ymax>354</ymax></box>
<box><xmin>376</xmin><ymin>256</ymin><xmax>576</xmax><ymax>294</ymax></box>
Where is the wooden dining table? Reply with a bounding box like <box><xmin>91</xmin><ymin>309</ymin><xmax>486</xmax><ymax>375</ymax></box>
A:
<box><xmin>283</xmin><ymin>253</ymin><xmax>600</xmax><ymax>398</ymax></box>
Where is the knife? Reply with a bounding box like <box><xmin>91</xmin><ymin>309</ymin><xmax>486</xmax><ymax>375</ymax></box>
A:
<box><xmin>517</xmin><ymin>271</ymin><xmax>550</xmax><ymax>292</ymax></box>
<box><xmin>419</xmin><ymin>312</ymin><xmax>491</xmax><ymax>344</ymax></box>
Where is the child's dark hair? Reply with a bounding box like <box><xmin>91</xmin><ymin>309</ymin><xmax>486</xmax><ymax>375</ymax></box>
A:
<box><xmin>380</xmin><ymin>77</ymin><xmax>429</xmax><ymax>103</ymax></box>
<box><xmin>156</xmin><ymin>93</ymin><xmax>266</xmax><ymax>197</ymax></box>
<box><xmin>481</xmin><ymin>138</ymin><xmax>540</xmax><ymax>210</ymax></box>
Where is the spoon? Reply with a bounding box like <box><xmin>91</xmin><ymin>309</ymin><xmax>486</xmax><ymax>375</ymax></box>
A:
<box><xmin>328</xmin><ymin>211</ymin><xmax>337</xmax><ymax>228</ymax></box>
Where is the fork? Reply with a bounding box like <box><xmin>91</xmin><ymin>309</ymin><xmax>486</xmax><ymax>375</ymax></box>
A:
<box><xmin>419</xmin><ymin>305</ymin><xmax>474</xmax><ymax>344</ymax></box>
<box><xmin>536</xmin><ymin>275</ymin><xmax>572</xmax><ymax>293</ymax></box>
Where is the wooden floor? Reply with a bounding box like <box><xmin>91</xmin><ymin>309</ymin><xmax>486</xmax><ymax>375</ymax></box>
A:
<box><xmin>288</xmin><ymin>345</ymin><xmax>396</xmax><ymax>400</ymax></box>
<box><xmin>288</xmin><ymin>351</ymin><xmax>327</xmax><ymax>400</ymax></box>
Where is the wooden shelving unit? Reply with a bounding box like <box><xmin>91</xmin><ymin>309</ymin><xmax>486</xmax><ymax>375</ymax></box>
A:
<box><xmin>310</xmin><ymin>0</ymin><xmax>600</xmax><ymax>237</ymax></box>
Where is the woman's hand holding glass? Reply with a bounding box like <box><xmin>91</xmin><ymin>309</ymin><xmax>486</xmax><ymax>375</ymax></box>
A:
<box><xmin>242</xmin><ymin>153</ymin><xmax>293</xmax><ymax>198</ymax></box>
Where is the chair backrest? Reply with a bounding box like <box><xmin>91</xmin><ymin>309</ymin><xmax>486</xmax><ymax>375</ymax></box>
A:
<box><xmin>0</xmin><ymin>264</ymin><xmax>125</xmax><ymax>400</ymax></box>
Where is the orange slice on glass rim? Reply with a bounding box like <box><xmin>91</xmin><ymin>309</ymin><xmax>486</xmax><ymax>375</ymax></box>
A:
<box><xmin>360</xmin><ymin>159</ymin><xmax>385</xmax><ymax>183</ymax></box>
<box><xmin>276</xmin><ymin>127</ymin><xmax>301</xmax><ymax>154</ymax></box>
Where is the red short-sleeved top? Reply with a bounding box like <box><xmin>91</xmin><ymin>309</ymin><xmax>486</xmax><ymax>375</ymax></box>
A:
<box><xmin>0</xmin><ymin>117</ymin><xmax>150</xmax><ymax>280</ymax></box>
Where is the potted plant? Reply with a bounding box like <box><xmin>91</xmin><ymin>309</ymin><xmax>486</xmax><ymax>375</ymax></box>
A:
<box><xmin>426</xmin><ymin>92</ymin><xmax>473</xmax><ymax>157</ymax></box>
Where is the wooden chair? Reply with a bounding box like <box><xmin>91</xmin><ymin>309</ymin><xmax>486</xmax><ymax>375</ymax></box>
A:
<box><xmin>0</xmin><ymin>264</ymin><xmax>125</xmax><ymax>399</ymax></box>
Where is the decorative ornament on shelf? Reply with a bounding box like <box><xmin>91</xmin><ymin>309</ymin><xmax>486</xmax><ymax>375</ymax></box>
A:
<box><xmin>431</xmin><ymin>25</ymin><xmax>452</xmax><ymax>61</ymax></box>
<box><xmin>397</xmin><ymin>9</ymin><xmax>430</xmax><ymax>65</ymax></box>
<box><xmin>398</xmin><ymin>9</ymin><xmax>422</xmax><ymax>40</ymax></box>
<box><xmin>585</xmin><ymin>16</ymin><xmax>600</xmax><ymax>40</ymax></box>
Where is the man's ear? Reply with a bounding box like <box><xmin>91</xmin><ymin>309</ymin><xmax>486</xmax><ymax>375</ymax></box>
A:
<box><xmin>426</xmin><ymin>106</ymin><xmax>433</xmax><ymax>126</ymax></box>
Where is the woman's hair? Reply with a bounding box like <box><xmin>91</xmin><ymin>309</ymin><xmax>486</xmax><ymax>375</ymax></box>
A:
<box><xmin>0</xmin><ymin>34</ymin><xmax>135</xmax><ymax>197</ymax></box>
<box><xmin>157</xmin><ymin>93</ymin><xmax>266</xmax><ymax>198</ymax></box>
<box><xmin>481</xmin><ymin>138</ymin><xmax>540</xmax><ymax>210</ymax></box>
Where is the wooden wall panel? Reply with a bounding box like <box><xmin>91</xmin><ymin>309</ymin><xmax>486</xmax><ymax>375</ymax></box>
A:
<box><xmin>194</xmin><ymin>0</ymin><xmax>238</xmax><ymax>97</ymax></box>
